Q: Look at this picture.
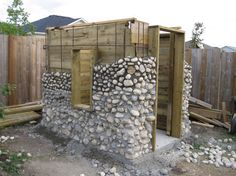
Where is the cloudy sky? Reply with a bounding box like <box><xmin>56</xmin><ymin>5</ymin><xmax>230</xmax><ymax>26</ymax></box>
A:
<box><xmin>0</xmin><ymin>0</ymin><xmax>235</xmax><ymax>47</ymax></box>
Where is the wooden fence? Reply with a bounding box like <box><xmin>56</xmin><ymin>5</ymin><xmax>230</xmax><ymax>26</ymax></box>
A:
<box><xmin>185</xmin><ymin>48</ymin><xmax>236</xmax><ymax>110</ymax></box>
<box><xmin>0</xmin><ymin>34</ymin><xmax>46</xmax><ymax>105</ymax></box>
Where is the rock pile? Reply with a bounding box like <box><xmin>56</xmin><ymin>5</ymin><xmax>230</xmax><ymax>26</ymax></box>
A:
<box><xmin>182</xmin><ymin>61</ymin><xmax>192</xmax><ymax>137</ymax></box>
<box><xmin>0</xmin><ymin>135</ymin><xmax>15</xmax><ymax>143</ymax></box>
<box><xmin>180</xmin><ymin>138</ymin><xmax>236</xmax><ymax>169</ymax></box>
<box><xmin>41</xmin><ymin>57</ymin><xmax>157</xmax><ymax>160</ymax></box>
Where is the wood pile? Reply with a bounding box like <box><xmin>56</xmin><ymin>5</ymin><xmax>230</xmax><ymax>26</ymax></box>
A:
<box><xmin>0</xmin><ymin>101</ymin><xmax>42</xmax><ymax>128</ymax></box>
<box><xmin>189</xmin><ymin>96</ymin><xmax>231</xmax><ymax>130</ymax></box>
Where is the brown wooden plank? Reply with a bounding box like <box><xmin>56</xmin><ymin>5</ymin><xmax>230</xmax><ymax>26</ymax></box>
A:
<box><xmin>189</xmin><ymin>107</ymin><xmax>221</xmax><ymax>120</ymax></box>
<box><xmin>72</xmin><ymin>49</ymin><xmax>95</xmax><ymax>108</ymax></box>
<box><xmin>190</xmin><ymin>96</ymin><xmax>213</xmax><ymax>109</ymax></box>
<box><xmin>0</xmin><ymin>34</ymin><xmax>8</xmax><ymax>105</ymax></box>
<box><xmin>171</xmin><ymin>33</ymin><xmax>184</xmax><ymax>138</ymax></box>
<box><xmin>150</xmin><ymin>26</ymin><xmax>160</xmax><ymax>151</ymax></box>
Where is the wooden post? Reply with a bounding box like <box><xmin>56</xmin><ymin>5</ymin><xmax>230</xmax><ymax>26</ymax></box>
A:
<box><xmin>152</xmin><ymin>27</ymin><xmax>160</xmax><ymax>151</ymax></box>
<box><xmin>233</xmin><ymin>53</ymin><xmax>236</xmax><ymax>96</ymax></box>
<box><xmin>171</xmin><ymin>33</ymin><xmax>185</xmax><ymax>138</ymax></box>
<box><xmin>222</xmin><ymin>102</ymin><xmax>227</xmax><ymax>123</ymax></box>
<box><xmin>166</xmin><ymin>33</ymin><xmax>175</xmax><ymax>135</ymax></box>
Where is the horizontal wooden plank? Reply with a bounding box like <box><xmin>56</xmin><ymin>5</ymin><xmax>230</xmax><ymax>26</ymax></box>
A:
<box><xmin>189</xmin><ymin>106</ymin><xmax>221</xmax><ymax>120</ymax></box>
<box><xmin>0</xmin><ymin>111</ymin><xmax>41</xmax><ymax>128</ymax></box>
<box><xmin>190</xmin><ymin>96</ymin><xmax>213</xmax><ymax>109</ymax></box>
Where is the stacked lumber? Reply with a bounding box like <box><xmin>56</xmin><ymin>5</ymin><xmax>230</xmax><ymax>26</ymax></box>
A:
<box><xmin>0</xmin><ymin>101</ymin><xmax>43</xmax><ymax>128</ymax></box>
<box><xmin>189</xmin><ymin>96</ymin><xmax>231</xmax><ymax>130</ymax></box>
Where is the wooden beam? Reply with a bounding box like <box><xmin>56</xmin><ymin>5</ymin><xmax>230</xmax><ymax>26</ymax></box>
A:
<box><xmin>222</xmin><ymin>102</ymin><xmax>227</xmax><ymax>122</ymax></box>
<box><xmin>189</xmin><ymin>106</ymin><xmax>222</xmax><ymax>120</ymax></box>
<box><xmin>190</xmin><ymin>112</ymin><xmax>222</xmax><ymax>126</ymax></box>
<box><xmin>47</xmin><ymin>18</ymin><xmax>139</xmax><ymax>31</ymax></box>
<box><xmin>4</xmin><ymin>104</ymin><xmax>43</xmax><ymax>115</ymax></box>
<box><xmin>171</xmin><ymin>33</ymin><xmax>185</xmax><ymax>138</ymax></box>
<box><xmin>149</xmin><ymin>25</ymin><xmax>185</xmax><ymax>34</ymax></box>
<box><xmin>191</xmin><ymin>121</ymin><xmax>214</xmax><ymax>128</ymax></box>
<box><xmin>152</xmin><ymin>27</ymin><xmax>160</xmax><ymax>151</ymax></box>
<box><xmin>232</xmin><ymin>53</ymin><xmax>236</xmax><ymax>96</ymax></box>
<box><xmin>166</xmin><ymin>33</ymin><xmax>174</xmax><ymax>136</ymax></box>
<box><xmin>0</xmin><ymin>111</ymin><xmax>41</xmax><ymax>128</ymax></box>
<box><xmin>190</xmin><ymin>96</ymin><xmax>213</xmax><ymax>109</ymax></box>
<box><xmin>5</xmin><ymin>101</ymin><xmax>41</xmax><ymax>109</ymax></box>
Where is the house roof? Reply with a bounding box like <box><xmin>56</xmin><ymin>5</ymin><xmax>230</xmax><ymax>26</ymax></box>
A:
<box><xmin>221</xmin><ymin>46</ymin><xmax>236</xmax><ymax>52</ymax></box>
<box><xmin>185</xmin><ymin>40</ymin><xmax>213</xmax><ymax>49</ymax></box>
<box><xmin>25</xmin><ymin>15</ymin><xmax>86</xmax><ymax>33</ymax></box>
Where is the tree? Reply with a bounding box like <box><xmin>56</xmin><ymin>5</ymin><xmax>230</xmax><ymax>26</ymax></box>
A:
<box><xmin>191</xmin><ymin>22</ymin><xmax>205</xmax><ymax>48</ymax></box>
<box><xmin>0</xmin><ymin>0</ymin><xmax>34</xmax><ymax>35</ymax></box>
<box><xmin>0</xmin><ymin>84</ymin><xmax>16</xmax><ymax>118</ymax></box>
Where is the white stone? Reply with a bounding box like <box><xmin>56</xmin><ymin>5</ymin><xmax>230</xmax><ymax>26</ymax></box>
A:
<box><xmin>140</xmin><ymin>131</ymin><xmax>148</xmax><ymax>138</ymax></box>
<box><xmin>110</xmin><ymin>167</ymin><xmax>117</xmax><ymax>173</ymax></box>
<box><xmin>227</xmin><ymin>145</ymin><xmax>232</xmax><ymax>151</ymax></box>
<box><xmin>115</xmin><ymin>113</ymin><xmax>124</xmax><ymax>118</ymax></box>
<box><xmin>117</xmin><ymin>68</ymin><xmax>125</xmax><ymax>76</ymax></box>
<box><xmin>107</xmin><ymin>115</ymin><xmax>114</xmax><ymax>123</ymax></box>
<box><xmin>224</xmin><ymin>138</ymin><xmax>228</xmax><ymax>143</ymax></box>
<box><xmin>146</xmin><ymin>115</ymin><xmax>155</xmax><ymax>121</ymax></box>
<box><xmin>133</xmin><ymin>89</ymin><xmax>142</xmax><ymax>95</ymax></box>
<box><xmin>117</xmin><ymin>59</ymin><xmax>124</xmax><ymax>64</ymax></box>
<box><xmin>99</xmin><ymin>172</ymin><xmax>106</xmax><ymax>176</ymax></box>
<box><xmin>139</xmin><ymin>95</ymin><xmax>145</xmax><ymax>101</ymax></box>
<box><xmin>202</xmin><ymin>160</ymin><xmax>209</xmax><ymax>164</ymax></box>
<box><xmin>112</xmin><ymin>99</ymin><xmax>120</xmax><ymax>104</ymax></box>
<box><xmin>134</xmin><ymin>119</ymin><xmax>140</xmax><ymax>126</ymax></box>
<box><xmin>124</xmin><ymin>80</ymin><xmax>133</xmax><ymax>87</ymax></box>
<box><xmin>83</xmin><ymin>138</ymin><xmax>89</xmax><ymax>145</ymax></box>
<box><xmin>139</xmin><ymin>65</ymin><xmax>145</xmax><ymax>73</ymax></box>
<box><xmin>125</xmin><ymin>74</ymin><xmax>132</xmax><ymax>79</ymax></box>
<box><xmin>113</xmin><ymin>80</ymin><xmax>118</xmax><ymax>84</ymax></box>
<box><xmin>131</xmin><ymin>57</ymin><xmax>138</xmax><ymax>62</ymax></box>
<box><xmin>130</xmin><ymin>109</ymin><xmax>140</xmax><ymax>117</ymax></box>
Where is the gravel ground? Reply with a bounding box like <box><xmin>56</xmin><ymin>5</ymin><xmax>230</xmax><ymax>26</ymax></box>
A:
<box><xmin>0</xmin><ymin>122</ymin><xmax>235</xmax><ymax>176</ymax></box>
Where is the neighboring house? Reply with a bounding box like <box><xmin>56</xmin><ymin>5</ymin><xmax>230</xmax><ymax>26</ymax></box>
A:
<box><xmin>221</xmin><ymin>46</ymin><xmax>236</xmax><ymax>52</ymax></box>
<box><xmin>25</xmin><ymin>15</ymin><xmax>86</xmax><ymax>34</ymax></box>
<box><xmin>185</xmin><ymin>40</ymin><xmax>212</xmax><ymax>49</ymax></box>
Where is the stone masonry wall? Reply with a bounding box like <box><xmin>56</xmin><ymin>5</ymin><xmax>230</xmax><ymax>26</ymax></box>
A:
<box><xmin>182</xmin><ymin>61</ymin><xmax>192</xmax><ymax>137</ymax></box>
<box><xmin>41</xmin><ymin>56</ymin><xmax>192</xmax><ymax>160</ymax></box>
<box><xmin>41</xmin><ymin>57</ymin><xmax>157</xmax><ymax>160</ymax></box>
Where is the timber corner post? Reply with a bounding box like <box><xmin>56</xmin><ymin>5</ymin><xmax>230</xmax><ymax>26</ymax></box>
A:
<box><xmin>152</xmin><ymin>27</ymin><xmax>160</xmax><ymax>151</ymax></box>
<box><xmin>171</xmin><ymin>32</ymin><xmax>185</xmax><ymax>138</ymax></box>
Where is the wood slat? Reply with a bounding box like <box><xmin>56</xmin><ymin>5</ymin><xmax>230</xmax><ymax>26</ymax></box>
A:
<box><xmin>0</xmin><ymin>34</ymin><xmax>8</xmax><ymax>105</ymax></box>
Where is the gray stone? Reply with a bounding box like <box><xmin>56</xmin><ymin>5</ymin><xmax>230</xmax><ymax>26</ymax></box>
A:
<box><xmin>112</xmin><ymin>99</ymin><xmax>120</xmax><ymax>104</ymax></box>
<box><xmin>110</xmin><ymin>167</ymin><xmax>117</xmax><ymax>173</ymax></box>
<box><xmin>107</xmin><ymin>115</ymin><xmax>114</xmax><ymax>123</ymax></box>
<box><xmin>133</xmin><ymin>88</ymin><xmax>141</xmax><ymax>95</ymax></box>
<box><xmin>115</xmin><ymin>113</ymin><xmax>124</xmax><ymax>118</ymax></box>
<box><xmin>124</xmin><ymin>80</ymin><xmax>134</xmax><ymax>87</ymax></box>
<box><xmin>117</xmin><ymin>68</ymin><xmax>125</xmax><ymax>76</ymax></box>
<box><xmin>139</xmin><ymin>65</ymin><xmax>145</xmax><ymax>73</ymax></box>
<box><xmin>130</xmin><ymin>109</ymin><xmax>140</xmax><ymax>117</ymax></box>
<box><xmin>113</xmin><ymin>80</ymin><xmax>118</xmax><ymax>84</ymax></box>
<box><xmin>131</xmin><ymin>57</ymin><xmax>138</xmax><ymax>62</ymax></box>
<box><xmin>125</xmin><ymin>74</ymin><xmax>132</xmax><ymax>79</ymax></box>
<box><xmin>159</xmin><ymin>168</ymin><xmax>168</xmax><ymax>175</ymax></box>
<box><xmin>83</xmin><ymin>138</ymin><xmax>89</xmax><ymax>145</ymax></box>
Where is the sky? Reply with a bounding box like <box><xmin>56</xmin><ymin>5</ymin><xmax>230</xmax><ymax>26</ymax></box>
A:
<box><xmin>0</xmin><ymin>0</ymin><xmax>235</xmax><ymax>47</ymax></box>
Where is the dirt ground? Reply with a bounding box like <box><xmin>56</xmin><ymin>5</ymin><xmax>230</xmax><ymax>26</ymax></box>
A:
<box><xmin>0</xmin><ymin>122</ymin><xmax>236</xmax><ymax>176</ymax></box>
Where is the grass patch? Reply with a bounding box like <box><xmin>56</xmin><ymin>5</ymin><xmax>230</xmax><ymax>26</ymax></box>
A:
<box><xmin>0</xmin><ymin>149</ymin><xmax>29</xmax><ymax>176</ymax></box>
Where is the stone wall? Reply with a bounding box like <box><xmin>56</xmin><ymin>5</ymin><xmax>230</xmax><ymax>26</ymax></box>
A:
<box><xmin>182</xmin><ymin>61</ymin><xmax>192</xmax><ymax>137</ymax></box>
<box><xmin>41</xmin><ymin>56</ymin><xmax>192</xmax><ymax>160</ymax></box>
<box><xmin>41</xmin><ymin>57</ymin><xmax>157</xmax><ymax>160</ymax></box>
